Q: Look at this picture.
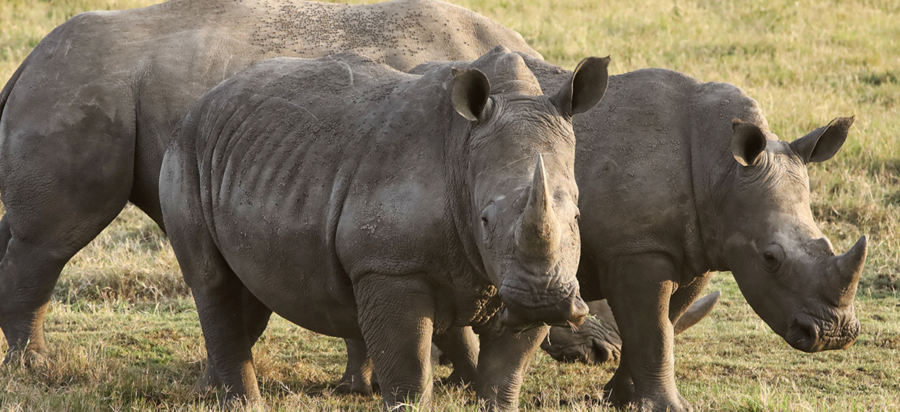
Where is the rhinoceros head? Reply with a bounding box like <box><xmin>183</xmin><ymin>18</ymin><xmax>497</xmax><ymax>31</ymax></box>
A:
<box><xmin>450</xmin><ymin>47</ymin><xmax>609</xmax><ymax>330</ymax></box>
<box><xmin>718</xmin><ymin>116</ymin><xmax>866</xmax><ymax>353</ymax></box>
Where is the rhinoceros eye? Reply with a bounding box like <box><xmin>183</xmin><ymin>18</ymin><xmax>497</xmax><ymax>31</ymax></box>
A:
<box><xmin>480</xmin><ymin>202</ymin><xmax>496</xmax><ymax>244</ymax></box>
<box><xmin>762</xmin><ymin>244</ymin><xmax>784</xmax><ymax>273</ymax></box>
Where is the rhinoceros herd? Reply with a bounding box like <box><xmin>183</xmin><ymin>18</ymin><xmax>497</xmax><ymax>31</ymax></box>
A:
<box><xmin>0</xmin><ymin>0</ymin><xmax>867</xmax><ymax>411</ymax></box>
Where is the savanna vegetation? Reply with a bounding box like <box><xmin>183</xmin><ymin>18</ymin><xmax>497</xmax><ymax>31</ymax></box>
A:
<box><xmin>0</xmin><ymin>0</ymin><xmax>898</xmax><ymax>410</ymax></box>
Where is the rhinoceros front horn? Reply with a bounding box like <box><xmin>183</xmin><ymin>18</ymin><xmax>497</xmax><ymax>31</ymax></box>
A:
<box><xmin>832</xmin><ymin>235</ymin><xmax>867</xmax><ymax>307</ymax></box>
<box><xmin>516</xmin><ymin>154</ymin><xmax>560</xmax><ymax>257</ymax></box>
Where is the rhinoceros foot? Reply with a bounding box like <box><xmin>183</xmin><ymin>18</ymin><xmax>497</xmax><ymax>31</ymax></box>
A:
<box><xmin>333</xmin><ymin>371</ymin><xmax>378</xmax><ymax>395</ymax></box>
<box><xmin>2</xmin><ymin>347</ymin><xmax>49</xmax><ymax>369</ymax></box>
<box><xmin>603</xmin><ymin>371</ymin><xmax>692</xmax><ymax>412</ymax></box>
<box><xmin>628</xmin><ymin>394</ymin><xmax>692</xmax><ymax>412</ymax></box>
<box><xmin>440</xmin><ymin>369</ymin><xmax>475</xmax><ymax>388</ymax></box>
<box><xmin>541</xmin><ymin>315</ymin><xmax>621</xmax><ymax>364</ymax></box>
<box><xmin>602</xmin><ymin>368</ymin><xmax>635</xmax><ymax>406</ymax></box>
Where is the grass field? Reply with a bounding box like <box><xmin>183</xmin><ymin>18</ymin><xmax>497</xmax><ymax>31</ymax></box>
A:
<box><xmin>1</xmin><ymin>0</ymin><xmax>899</xmax><ymax>410</ymax></box>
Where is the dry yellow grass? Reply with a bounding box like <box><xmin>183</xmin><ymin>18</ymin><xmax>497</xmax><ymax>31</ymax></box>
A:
<box><xmin>0</xmin><ymin>0</ymin><xmax>898</xmax><ymax>410</ymax></box>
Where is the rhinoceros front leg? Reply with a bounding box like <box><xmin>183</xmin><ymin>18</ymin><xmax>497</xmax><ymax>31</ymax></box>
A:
<box><xmin>354</xmin><ymin>275</ymin><xmax>435</xmax><ymax>410</ymax></box>
<box><xmin>336</xmin><ymin>326</ymin><xmax>477</xmax><ymax>395</ymax></box>
<box><xmin>603</xmin><ymin>253</ymin><xmax>690</xmax><ymax>412</ymax></box>
<box><xmin>474</xmin><ymin>320</ymin><xmax>548</xmax><ymax>411</ymax></box>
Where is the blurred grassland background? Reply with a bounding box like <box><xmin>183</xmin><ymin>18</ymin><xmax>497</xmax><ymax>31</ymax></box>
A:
<box><xmin>1</xmin><ymin>0</ymin><xmax>898</xmax><ymax>410</ymax></box>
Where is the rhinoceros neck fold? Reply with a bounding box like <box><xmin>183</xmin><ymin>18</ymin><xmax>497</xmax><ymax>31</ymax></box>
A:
<box><xmin>688</xmin><ymin>81</ymin><xmax>771</xmax><ymax>273</ymax></box>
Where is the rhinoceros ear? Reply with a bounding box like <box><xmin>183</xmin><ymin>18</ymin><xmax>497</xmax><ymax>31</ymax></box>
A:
<box><xmin>730</xmin><ymin>119</ymin><xmax>767</xmax><ymax>167</ymax></box>
<box><xmin>789</xmin><ymin>116</ymin><xmax>855</xmax><ymax>163</ymax></box>
<box><xmin>451</xmin><ymin>68</ymin><xmax>491</xmax><ymax>122</ymax></box>
<box><xmin>554</xmin><ymin>56</ymin><xmax>610</xmax><ymax>116</ymax></box>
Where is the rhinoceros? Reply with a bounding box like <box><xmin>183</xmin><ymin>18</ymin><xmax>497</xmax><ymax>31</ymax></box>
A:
<box><xmin>525</xmin><ymin>56</ymin><xmax>866</xmax><ymax>411</ymax></box>
<box><xmin>540</xmin><ymin>291</ymin><xmax>720</xmax><ymax>364</ymax></box>
<box><xmin>0</xmin><ymin>0</ymin><xmax>542</xmax><ymax>361</ymax></box>
<box><xmin>158</xmin><ymin>48</ymin><xmax>609</xmax><ymax>409</ymax></box>
<box><xmin>402</xmin><ymin>54</ymin><xmax>867</xmax><ymax>411</ymax></box>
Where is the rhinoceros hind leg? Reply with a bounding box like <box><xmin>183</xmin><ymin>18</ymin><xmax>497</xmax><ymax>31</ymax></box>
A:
<box><xmin>201</xmin><ymin>287</ymin><xmax>273</xmax><ymax>391</ymax></box>
<box><xmin>186</xmin><ymin>267</ymin><xmax>261</xmax><ymax>405</ymax></box>
<box><xmin>334</xmin><ymin>338</ymin><xmax>376</xmax><ymax>395</ymax></box>
<box><xmin>434</xmin><ymin>326</ymin><xmax>478</xmax><ymax>387</ymax></box>
<box><xmin>0</xmin><ymin>193</ymin><xmax>129</xmax><ymax>362</ymax></box>
<box><xmin>0</xmin><ymin>122</ymin><xmax>135</xmax><ymax>362</ymax></box>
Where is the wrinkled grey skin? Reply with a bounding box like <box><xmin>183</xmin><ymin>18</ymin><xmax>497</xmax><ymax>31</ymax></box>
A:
<box><xmin>338</xmin><ymin>291</ymin><xmax>721</xmax><ymax>395</ymax></box>
<box><xmin>0</xmin><ymin>0</ymin><xmax>542</xmax><ymax>361</ymax></box>
<box><xmin>158</xmin><ymin>48</ymin><xmax>609</xmax><ymax>409</ymax></box>
<box><xmin>404</xmin><ymin>56</ymin><xmax>870</xmax><ymax>410</ymax></box>
<box><xmin>541</xmin><ymin>291</ymin><xmax>720</xmax><ymax>365</ymax></box>
<box><xmin>514</xmin><ymin>55</ymin><xmax>866</xmax><ymax>412</ymax></box>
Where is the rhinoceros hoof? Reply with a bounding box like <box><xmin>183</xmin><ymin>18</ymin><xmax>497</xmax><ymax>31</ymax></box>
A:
<box><xmin>333</xmin><ymin>373</ymin><xmax>379</xmax><ymax>395</ymax></box>
<box><xmin>628</xmin><ymin>394</ymin><xmax>693</xmax><ymax>412</ymax></box>
<box><xmin>2</xmin><ymin>348</ymin><xmax>49</xmax><ymax>369</ymax></box>
<box><xmin>199</xmin><ymin>365</ymin><xmax>221</xmax><ymax>390</ymax></box>
<box><xmin>602</xmin><ymin>373</ymin><xmax>635</xmax><ymax>406</ymax></box>
<box><xmin>440</xmin><ymin>370</ymin><xmax>475</xmax><ymax>388</ymax></box>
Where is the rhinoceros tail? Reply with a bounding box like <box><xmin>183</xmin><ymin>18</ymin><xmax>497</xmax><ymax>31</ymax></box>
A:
<box><xmin>0</xmin><ymin>62</ymin><xmax>27</xmax><ymax>125</ymax></box>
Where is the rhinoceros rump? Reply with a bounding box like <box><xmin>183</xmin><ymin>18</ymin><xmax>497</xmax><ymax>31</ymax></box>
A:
<box><xmin>517</xmin><ymin>56</ymin><xmax>866</xmax><ymax>412</ymax></box>
<box><xmin>159</xmin><ymin>48</ymin><xmax>609</xmax><ymax>409</ymax></box>
<box><xmin>0</xmin><ymin>0</ymin><xmax>541</xmax><ymax>361</ymax></box>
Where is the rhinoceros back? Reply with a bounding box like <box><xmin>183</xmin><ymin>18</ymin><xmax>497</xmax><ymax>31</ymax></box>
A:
<box><xmin>0</xmin><ymin>0</ymin><xmax>540</xmax><ymax>224</ymax></box>
<box><xmin>165</xmin><ymin>54</ymin><xmax>452</xmax><ymax>336</ymax></box>
<box><xmin>519</xmin><ymin>55</ymin><xmax>775</xmax><ymax>296</ymax></box>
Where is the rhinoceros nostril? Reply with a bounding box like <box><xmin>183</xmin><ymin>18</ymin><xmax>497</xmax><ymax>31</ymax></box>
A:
<box><xmin>567</xmin><ymin>296</ymin><xmax>589</xmax><ymax>326</ymax></box>
<box><xmin>785</xmin><ymin>317</ymin><xmax>820</xmax><ymax>353</ymax></box>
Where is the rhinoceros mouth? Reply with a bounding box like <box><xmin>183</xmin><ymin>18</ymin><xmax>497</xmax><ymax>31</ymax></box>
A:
<box><xmin>497</xmin><ymin>280</ymin><xmax>578</xmax><ymax>311</ymax></box>
<box><xmin>497</xmin><ymin>282</ymin><xmax>588</xmax><ymax>330</ymax></box>
<box><xmin>785</xmin><ymin>312</ymin><xmax>860</xmax><ymax>353</ymax></box>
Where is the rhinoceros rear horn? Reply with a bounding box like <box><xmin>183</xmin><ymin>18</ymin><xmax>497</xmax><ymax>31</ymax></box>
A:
<box><xmin>451</xmin><ymin>68</ymin><xmax>491</xmax><ymax>122</ymax></box>
<box><xmin>790</xmin><ymin>116</ymin><xmax>855</xmax><ymax>164</ymax></box>
<box><xmin>832</xmin><ymin>235</ymin><xmax>867</xmax><ymax>307</ymax></box>
<box><xmin>553</xmin><ymin>56</ymin><xmax>610</xmax><ymax>116</ymax></box>
<box><xmin>517</xmin><ymin>154</ymin><xmax>560</xmax><ymax>256</ymax></box>
<box><xmin>730</xmin><ymin>119</ymin><xmax>767</xmax><ymax>167</ymax></box>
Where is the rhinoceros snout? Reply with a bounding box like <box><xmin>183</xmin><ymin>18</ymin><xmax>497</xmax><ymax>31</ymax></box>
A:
<box><xmin>499</xmin><ymin>294</ymin><xmax>589</xmax><ymax>331</ymax></box>
<box><xmin>785</xmin><ymin>313</ymin><xmax>860</xmax><ymax>353</ymax></box>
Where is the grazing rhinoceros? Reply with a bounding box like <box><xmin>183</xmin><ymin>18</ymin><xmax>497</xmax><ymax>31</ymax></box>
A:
<box><xmin>540</xmin><ymin>291</ymin><xmax>721</xmax><ymax>364</ymax></box>
<box><xmin>521</xmin><ymin>55</ymin><xmax>866</xmax><ymax>411</ymax></box>
<box><xmin>406</xmin><ymin>54</ymin><xmax>867</xmax><ymax>411</ymax></box>
<box><xmin>158</xmin><ymin>47</ymin><xmax>609</xmax><ymax>409</ymax></box>
<box><xmin>0</xmin><ymin>0</ymin><xmax>542</xmax><ymax>361</ymax></box>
